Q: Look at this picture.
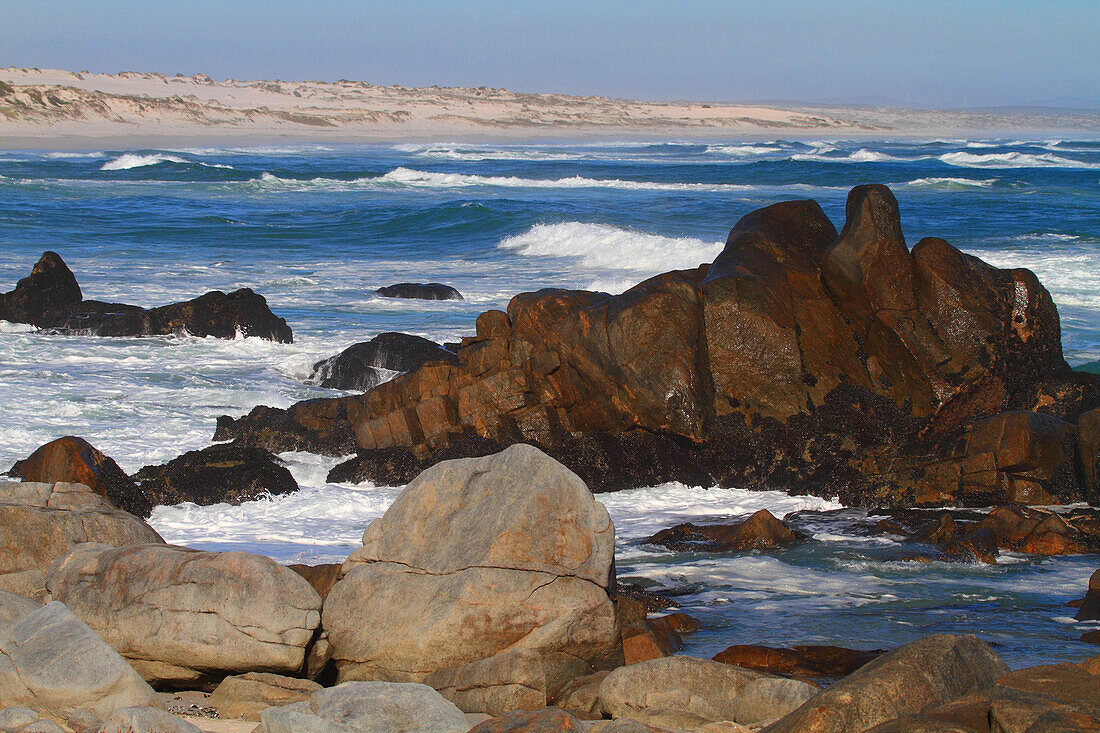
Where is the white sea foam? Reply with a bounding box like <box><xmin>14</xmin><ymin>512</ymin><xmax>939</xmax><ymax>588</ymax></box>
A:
<box><xmin>377</xmin><ymin>167</ymin><xmax>751</xmax><ymax>192</ymax></box>
<box><xmin>939</xmin><ymin>151</ymin><xmax>1098</xmax><ymax>169</ymax></box>
<box><xmin>499</xmin><ymin>222</ymin><xmax>723</xmax><ymax>274</ymax></box>
<box><xmin>790</xmin><ymin>147</ymin><xmax>916</xmax><ymax>163</ymax></box>
<box><xmin>0</xmin><ymin>320</ymin><xmax>37</xmax><ymax>333</ymax></box>
<box><xmin>706</xmin><ymin>144</ymin><xmax>783</xmax><ymax>156</ymax></box>
<box><xmin>100</xmin><ymin>153</ymin><xmax>233</xmax><ymax>171</ymax></box>
<box><xmin>904</xmin><ymin>177</ymin><xmax>998</xmax><ymax>189</ymax></box>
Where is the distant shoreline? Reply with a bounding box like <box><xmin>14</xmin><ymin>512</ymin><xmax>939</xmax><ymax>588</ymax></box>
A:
<box><xmin>2</xmin><ymin>67</ymin><xmax>1099</xmax><ymax>151</ymax></box>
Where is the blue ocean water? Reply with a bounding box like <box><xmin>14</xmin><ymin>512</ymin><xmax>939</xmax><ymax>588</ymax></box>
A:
<box><xmin>1</xmin><ymin>138</ymin><xmax>1098</xmax><ymax>667</ymax></box>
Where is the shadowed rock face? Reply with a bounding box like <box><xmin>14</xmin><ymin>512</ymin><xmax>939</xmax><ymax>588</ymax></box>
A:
<box><xmin>376</xmin><ymin>282</ymin><xmax>464</xmax><ymax>300</ymax></box>
<box><xmin>9</xmin><ymin>436</ymin><xmax>145</xmax><ymax>517</ymax></box>
<box><xmin>216</xmin><ymin>185</ymin><xmax>1100</xmax><ymax>507</ymax></box>
<box><xmin>310</xmin><ymin>332</ymin><xmax>459</xmax><ymax>391</ymax></box>
<box><xmin>0</xmin><ymin>252</ymin><xmax>293</xmax><ymax>342</ymax></box>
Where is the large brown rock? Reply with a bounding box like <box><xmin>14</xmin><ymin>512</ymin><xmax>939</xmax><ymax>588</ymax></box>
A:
<box><xmin>323</xmin><ymin>444</ymin><xmax>621</xmax><ymax>685</ymax></box>
<box><xmin>46</xmin><ymin>543</ymin><xmax>323</xmax><ymax>688</ymax></box>
<box><xmin>1075</xmin><ymin>569</ymin><xmax>1100</xmax><ymax>621</ymax></box>
<box><xmin>0</xmin><ymin>252</ymin><xmax>292</xmax><ymax>342</ymax></box>
<box><xmin>8</xmin><ymin>437</ymin><xmax>146</xmax><ymax>518</ymax></box>
<box><xmin>761</xmin><ymin>634</ymin><xmax>1009</xmax><ymax>733</ymax></box>
<box><xmin>0</xmin><ymin>480</ymin><xmax>163</xmax><ymax>600</ymax></box>
<box><xmin>216</xmin><ymin>186</ymin><xmax>1099</xmax><ymax>507</ymax></box>
<box><xmin>646</xmin><ymin>509</ymin><xmax>805</xmax><ymax>552</ymax></box>
<box><xmin>713</xmin><ymin>644</ymin><xmax>883</xmax><ymax>680</ymax></box>
<box><xmin>207</xmin><ymin>672</ymin><xmax>322</xmax><ymax>721</ymax></box>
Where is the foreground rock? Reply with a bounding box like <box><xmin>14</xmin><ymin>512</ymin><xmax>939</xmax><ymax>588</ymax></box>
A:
<box><xmin>468</xmin><ymin>708</ymin><xmax>587</xmax><ymax>732</ymax></box>
<box><xmin>713</xmin><ymin>644</ymin><xmax>883</xmax><ymax>680</ymax></box>
<box><xmin>600</xmin><ymin>655</ymin><xmax>818</xmax><ymax>730</ymax></box>
<box><xmin>324</xmin><ymin>444</ymin><xmax>621</xmax><ymax>687</ymax></box>
<box><xmin>46</xmin><ymin>543</ymin><xmax>323</xmax><ymax>687</ymax></box>
<box><xmin>132</xmin><ymin>441</ymin><xmax>299</xmax><ymax>510</ymax></box>
<box><xmin>97</xmin><ymin>707</ymin><xmax>203</xmax><ymax>733</ymax></box>
<box><xmin>761</xmin><ymin>634</ymin><xmax>1009</xmax><ymax>733</ymax></box>
<box><xmin>7</xmin><ymin>436</ymin><xmax>146</xmax><ymax>517</ymax></box>
<box><xmin>217</xmin><ymin>186</ymin><xmax>1100</xmax><ymax>507</ymax></box>
<box><xmin>0</xmin><ymin>480</ymin><xmax>163</xmax><ymax>599</ymax></box>
<box><xmin>376</xmin><ymin>282</ymin><xmax>464</xmax><ymax>300</ymax></box>
<box><xmin>0</xmin><ymin>252</ymin><xmax>292</xmax><ymax>342</ymax></box>
<box><xmin>0</xmin><ymin>601</ymin><xmax>159</xmax><ymax>719</ymax></box>
<box><xmin>647</xmin><ymin>509</ymin><xmax>806</xmax><ymax>552</ymax></box>
<box><xmin>208</xmin><ymin>672</ymin><xmax>322</xmax><ymax>721</ymax></box>
<box><xmin>259</xmin><ymin>681</ymin><xmax>469</xmax><ymax>733</ymax></box>
<box><xmin>310</xmin><ymin>332</ymin><xmax>459</xmax><ymax>391</ymax></box>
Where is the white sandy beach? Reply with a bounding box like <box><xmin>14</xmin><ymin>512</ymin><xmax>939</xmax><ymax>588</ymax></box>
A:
<box><xmin>1</xmin><ymin>67</ymin><xmax>1098</xmax><ymax>149</ymax></box>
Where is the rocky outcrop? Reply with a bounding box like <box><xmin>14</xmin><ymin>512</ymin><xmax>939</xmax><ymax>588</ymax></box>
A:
<box><xmin>0</xmin><ymin>602</ymin><xmax>160</xmax><ymax>720</ymax></box>
<box><xmin>0</xmin><ymin>481</ymin><xmax>163</xmax><ymax>599</ymax></box>
<box><xmin>132</xmin><ymin>441</ymin><xmax>299</xmax><ymax>510</ymax></box>
<box><xmin>713</xmin><ymin>644</ymin><xmax>883</xmax><ymax>680</ymax></box>
<box><xmin>8</xmin><ymin>437</ymin><xmax>147</xmax><ymax>518</ymax></box>
<box><xmin>646</xmin><ymin>509</ymin><xmax>806</xmax><ymax>552</ymax></box>
<box><xmin>208</xmin><ymin>672</ymin><xmax>321</xmax><ymax>721</ymax></box>
<box><xmin>310</xmin><ymin>332</ymin><xmax>459</xmax><ymax>391</ymax></box>
<box><xmin>323</xmin><ymin>445</ymin><xmax>621</xmax><ymax>685</ymax></box>
<box><xmin>46</xmin><ymin>543</ymin><xmax>323</xmax><ymax>688</ymax></box>
<box><xmin>468</xmin><ymin>708</ymin><xmax>587</xmax><ymax>732</ymax></box>
<box><xmin>259</xmin><ymin>681</ymin><xmax>470</xmax><ymax>733</ymax></box>
<box><xmin>599</xmin><ymin>655</ymin><xmax>818</xmax><ymax>730</ymax></box>
<box><xmin>97</xmin><ymin>707</ymin><xmax>203</xmax><ymax>733</ymax></box>
<box><xmin>424</xmin><ymin>649</ymin><xmax>554</xmax><ymax>717</ymax></box>
<box><xmin>376</xmin><ymin>282</ymin><xmax>464</xmax><ymax>300</ymax></box>
<box><xmin>1075</xmin><ymin>569</ymin><xmax>1100</xmax><ymax>621</ymax></box>
<box><xmin>217</xmin><ymin>186</ymin><xmax>1099</xmax><ymax>507</ymax></box>
<box><xmin>760</xmin><ymin>634</ymin><xmax>1009</xmax><ymax>733</ymax></box>
<box><xmin>0</xmin><ymin>252</ymin><xmax>292</xmax><ymax>342</ymax></box>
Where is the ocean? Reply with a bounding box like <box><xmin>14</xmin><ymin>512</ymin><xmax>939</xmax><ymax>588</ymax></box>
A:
<box><xmin>1</xmin><ymin>138</ymin><xmax>1098</xmax><ymax>668</ymax></box>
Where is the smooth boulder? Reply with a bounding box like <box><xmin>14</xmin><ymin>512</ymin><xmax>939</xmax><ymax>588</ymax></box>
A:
<box><xmin>310</xmin><ymin>332</ymin><xmax>459</xmax><ymax>391</ymax></box>
<box><xmin>96</xmin><ymin>707</ymin><xmax>202</xmax><ymax>733</ymax></box>
<box><xmin>599</xmin><ymin>655</ymin><xmax>818</xmax><ymax>730</ymax></box>
<box><xmin>375</xmin><ymin>282</ymin><xmax>463</xmax><ymax>301</ymax></box>
<box><xmin>46</xmin><ymin>543</ymin><xmax>322</xmax><ymax>687</ymax></box>
<box><xmin>323</xmin><ymin>444</ymin><xmax>621</xmax><ymax>685</ymax></box>
<box><xmin>761</xmin><ymin>634</ymin><xmax>1009</xmax><ymax>733</ymax></box>
<box><xmin>0</xmin><ymin>481</ymin><xmax>163</xmax><ymax>599</ymax></box>
<box><xmin>0</xmin><ymin>602</ymin><xmax>159</xmax><ymax>720</ymax></box>
<box><xmin>8</xmin><ymin>437</ymin><xmax>145</xmax><ymax>517</ymax></box>
<box><xmin>259</xmin><ymin>681</ymin><xmax>469</xmax><ymax>733</ymax></box>
<box><xmin>208</xmin><ymin>672</ymin><xmax>322</xmax><ymax>721</ymax></box>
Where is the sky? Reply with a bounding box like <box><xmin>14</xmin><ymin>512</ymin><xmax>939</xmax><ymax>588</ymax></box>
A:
<box><xmin>5</xmin><ymin>0</ymin><xmax>1099</xmax><ymax>109</ymax></box>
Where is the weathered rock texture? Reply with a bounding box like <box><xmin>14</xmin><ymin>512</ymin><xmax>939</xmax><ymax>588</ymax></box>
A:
<box><xmin>0</xmin><ymin>480</ymin><xmax>163</xmax><ymax>600</ymax></box>
<box><xmin>323</xmin><ymin>444</ymin><xmax>621</xmax><ymax>685</ymax></box>
<box><xmin>310</xmin><ymin>332</ymin><xmax>459</xmax><ymax>391</ymax></box>
<box><xmin>761</xmin><ymin>634</ymin><xmax>1009</xmax><ymax>733</ymax></box>
<box><xmin>132</xmin><ymin>441</ymin><xmax>299</xmax><ymax>510</ymax></box>
<box><xmin>208</xmin><ymin>672</ymin><xmax>322</xmax><ymax>721</ymax></box>
<box><xmin>46</xmin><ymin>543</ymin><xmax>323</xmax><ymax>688</ymax></box>
<box><xmin>259</xmin><ymin>681</ymin><xmax>470</xmax><ymax>733</ymax></box>
<box><xmin>216</xmin><ymin>186</ymin><xmax>1099</xmax><ymax>506</ymax></box>
<box><xmin>8</xmin><ymin>437</ymin><xmax>145</xmax><ymax>517</ymax></box>
<box><xmin>0</xmin><ymin>252</ymin><xmax>292</xmax><ymax>342</ymax></box>
<box><xmin>713</xmin><ymin>644</ymin><xmax>883</xmax><ymax>680</ymax></box>
<box><xmin>0</xmin><ymin>602</ymin><xmax>160</xmax><ymax>720</ymax></box>
<box><xmin>647</xmin><ymin>509</ymin><xmax>806</xmax><ymax>552</ymax></box>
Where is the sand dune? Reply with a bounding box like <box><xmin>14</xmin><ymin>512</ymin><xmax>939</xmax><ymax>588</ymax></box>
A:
<box><xmin>1</xmin><ymin>67</ymin><xmax>1097</xmax><ymax>148</ymax></box>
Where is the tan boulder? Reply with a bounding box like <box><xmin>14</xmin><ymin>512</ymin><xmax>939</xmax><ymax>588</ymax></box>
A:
<box><xmin>324</xmin><ymin>444</ymin><xmax>621</xmax><ymax>684</ymax></box>
<box><xmin>423</xmin><ymin>648</ymin><xmax>569</xmax><ymax>717</ymax></box>
<box><xmin>207</xmin><ymin>672</ymin><xmax>322</xmax><ymax>721</ymax></box>
<box><xmin>46</xmin><ymin>543</ymin><xmax>322</xmax><ymax>687</ymax></box>
<box><xmin>0</xmin><ymin>480</ymin><xmax>163</xmax><ymax>600</ymax></box>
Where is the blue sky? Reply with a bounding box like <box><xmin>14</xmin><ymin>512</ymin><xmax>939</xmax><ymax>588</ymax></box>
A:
<box><xmin>6</xmin><ymin>0</ymin><xmax>1098</xmax><ymax>108</ymax></box>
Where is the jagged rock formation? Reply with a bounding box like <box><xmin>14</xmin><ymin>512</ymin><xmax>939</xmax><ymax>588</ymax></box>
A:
<box><xmin>309</xmin><ymin>332</ymin><xmax>459</xmax><ymax>391</ymax></box>
<box><xmin>216</xmin><ymin>185</ymin><xmax>1100</xmax><ymax>506</ymax></box>
<box><xmin>0</xmin><ymin>252</ymin><xmax>293</xmax><ymax>342</ymax></box>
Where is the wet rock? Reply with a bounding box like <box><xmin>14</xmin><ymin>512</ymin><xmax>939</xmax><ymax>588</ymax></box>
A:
<box><xmin>761</xmin><ymin>634</ymin><xmax>1009</xmax><ymax>733</ymax></box>
<box><xmin>209</xmin><ymin>186</ymin><xmax>1100</xmax><ymax>507</ymax></box>
<box><xmin>907</xmin><ymin>512</ymin><xmax>999</xmax><ymax>564</ymax></box>
<box><xmin>8</xmin><ymin>437</ymin><xmax>146</xmax><ymax>517</ymax></box>
<box><xmin>467</xmin><ymin>708</ymin><xmax>586</xmax><ymax>733</ymax></box>
<box><xmin>1080</xmin><ymin>407</ymin><xmax>1100</xmax><ymax>501</ymax></box>
<box><xmin>0</xmin><ymin>252</ymin><xmax>292</xmax><ymax>342</ymax></box>
<box><xmin>46</xmin><ymin>543</ymin><xmax>323</xmax><ymax>688</ymax></box>
<box><xmin>132</xmin><ymin>441</ymin><xmax>298</xmax><ymax>510</ymax></box>
<box><xmin>288</xmin><ymin>563</ymin><xmax>342</xmax><ymax>600</ymax></box>
<box><xmin>323</xmin><ymin>445</ymin><xmax>621</xmax><ymax>684</ymax></box>
<box><xmin>646</xmin><ymin>509</ymin><xmax>806</xmax><ymax>552</ymax></box>
<box><xmin>974</xmin><ymin>505</ymin><xmax>1093</xmax><ymax>555</ymax></box>
<box><xmin>1074</xmin><ymin>569</ymin><xmax>1100</xmax><ymax>621</ymax></box>
<box><xmin>600</xmin><ymin>655</ymin><xmax>818</xmax><ymax>730</ymax></box>
<box><xmin>97</xmin><ymin>707</ymin><xmax>202</xmax><ymax>733</ymax></box>
<box><xmin>260</xmin><ymin>681</ymin><xmax>469</xmax><ymax>733</ymax></box>
<box><xmin>0</xmin><ymin>480</ymin><xmax>163</xmax><ymax>600</ymax></box>
<box><xmin>0</xmin><ymin>602</ymin><xmax>159</xmax><ymax>720</ymax></box>
<box><xmin>376</xmin><ymin>282</ymin><xmax>463</xmax><ymax>300</ymax></box>
<box><xmin>208</xmin><ymin>672</ymin><xmax>322</xmax><ymax>721</ymax></box>
<box><xmin>713</xmin><ymin>644</ymin><xmax>884</xmax><ymax>680</ymax></box>
<box><xmin>310</xmin><ymin>332</ymin><xmax>459</xmax><ymax>391</ymax></box>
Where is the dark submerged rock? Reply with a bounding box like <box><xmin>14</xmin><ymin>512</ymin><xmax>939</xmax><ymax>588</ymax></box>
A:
<box><xmin>1074</xmin><ymin>569</ymin><xmax>1100</xmax><ymax>622</ymax></box>
<box><xmin>309</xmin><ymin>332</ymin><xmax>458</xmax><ymax>391</ymax></box>
<box><xmin>133</xmin><ymin>441</ymin><xmax>298</xmax><ymax>508</ymax></box>
<box><xmin>646</xmin><ymin>509</ymin><xmax>807</xmax><ymax>552</ymax></box>
<box><xmin>0</xmin><ymin>252</ymin><xmax>292</xmax><ymax>342</ymax></box>
<box><xmin>376</xmin><ymin>282</ymin><xmax>464</xmax><ymax>301</ymax></box>
<box><xmin>215</xmin><ymin>186</ymin><xmax>1100</xmax><ymax>507</ymax></box>
<box><xmin>8</xmin><ymin>436</ymin><xmax>150</xmax><ymax>518</ymax></box>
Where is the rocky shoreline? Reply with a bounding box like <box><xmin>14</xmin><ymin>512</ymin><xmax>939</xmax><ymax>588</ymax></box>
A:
<box><xmin>2</xmin><ymin>183</ymin><xmax>1099</xmax><ymax>731</ymax></box>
